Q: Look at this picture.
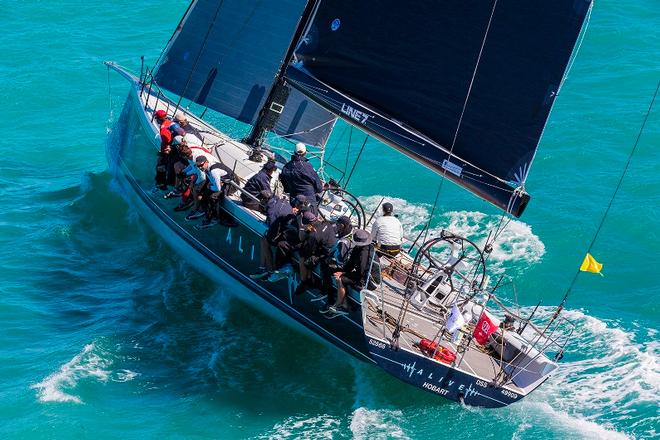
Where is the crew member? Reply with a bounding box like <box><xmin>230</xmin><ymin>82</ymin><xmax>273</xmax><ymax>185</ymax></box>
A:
<box><xmin>174</xmin><ymin>112</ymin><xmax>204</xmax><ymax>143</ymax></box>
<box><xmin>250</xmin><ymin>194</ymin><xmax>296</xmax><ymax>280</ymax></box>
<box><xmin>196</xmin><ymin>155</ymin><xmax>236</xmax><ymax>227</ymax></box>
<box><xmin>320</xmin><ymin>216</ymin><xmax>354</xmax><ymax>309</ymax></box>
<box><xmin>370</xmin><ymin>202</ymin><xmax>404</xmax><ymax>257</ymax></box>
<box><xmin>325</xmin><ymin>229</ymin><xmax>380</xmax><ymax>316</ymax></box>
<box><xmin>279</xmin><ymin>142</ymin><xmax>323</xmax><ymax>202</ymax></box>
<box><xmin>242</xmin><ymin>160</ymin><xmax>277</xmax><ymax>211</ymax></box>
<box><xmin>154</xmin><ymin>110</ymin><xmax>184</xmax><ymax>190</ymax></box>
<box><xmin>295</xmin><ymin>212</ymin><xmax>337</xmax><ymax>296</ymax></box>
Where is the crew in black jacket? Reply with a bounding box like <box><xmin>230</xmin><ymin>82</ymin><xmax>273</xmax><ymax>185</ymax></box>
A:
<box><xmin>279</xmin><ymin>143</ymin><xmax>323</xmax><ymax>201</ymax></box>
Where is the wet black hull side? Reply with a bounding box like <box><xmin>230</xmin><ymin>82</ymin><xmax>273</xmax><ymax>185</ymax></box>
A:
<box><xmin>365</xmin><ymin>337</ymin><xmax>524</xmax><ymax>408</ymax></box>
<box><xmin>109</xmin><ymin>86</ymin><xmax>373</xmax><ymax>363</ymax></box>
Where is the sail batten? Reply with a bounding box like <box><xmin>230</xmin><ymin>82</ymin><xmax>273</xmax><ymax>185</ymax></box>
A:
<box><xmin>286</xmin><ymin>0</ymin><xmax>592</xmax><ymax>216</ymax></box>
<box><xmin>154</xmin><ymin>0</ymin><xmax>335</xmax><ymax>147</ymax></box>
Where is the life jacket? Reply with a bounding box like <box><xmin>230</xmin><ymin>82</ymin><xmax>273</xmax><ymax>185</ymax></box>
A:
<box><xmin>159</xmin><ymin>119</ymin><xmax>174</xmax><ymax>151</ymax></box>
<box><xmin>418</xmin><ymin>339</ymin><xmax>456</xmax><ymax>364</ymax></box>
<box><xmin>332</xmin><ymin>234</ymin><xmax>355</xmax><ymax>266</ymax></box>
<box><xmin>209</xmin><ymin>162</ymin><xmax>237</xmax><ymax>194</ymax></box>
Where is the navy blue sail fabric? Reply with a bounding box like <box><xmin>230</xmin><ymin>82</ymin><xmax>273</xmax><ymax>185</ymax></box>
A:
<box><xmin>154</xmin><ymin>0</ymin><xmax>335</xmax><ymax>147</ymax></box>
<box><xmin>287</xmin><ymin>0</ymin><xmax>592</xmax><ymax>215</ymax></box>
<box><xmin>274</xmin><ymin>87</ymin><xmax>336</xmax><ymax>147</ymax></box>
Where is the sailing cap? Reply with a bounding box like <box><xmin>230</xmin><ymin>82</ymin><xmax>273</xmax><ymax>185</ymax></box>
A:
<box><xmin>174</xmin><ymin>113</ymin><xmax>187</xmax><ymax>123</ymax></box>
<box><xmin>172</xmin><ymin>135</ymin><xmax>184</xmax><ymax>145</ymax></box>
<box><xmin>336</xmin><ymin>215</ymin><xmax>353</xmax><ymax>236</ymax></box>
<box><xmin>382</xmin><ymin>202</ymin><xmax>394</xmax><ymax>214</ymax></box>
<box><xmin>293</xmin><ymin>194</ymin><xmax>308</xmax><ymax>206</ymax></box>
<box><xmin>353</xmin><ymin>229</ymin><xmax>371</xmax><ymax>247</ymax></box>
<box><xmin>154</xmin><ymin>109</ymin><xmax>167</xmax><ymax>119</ymax></box>
<box><xmin>195</xmin><ymin>155</ymin><xmax>208</xmax><ymax>165</ymax></box>
<box><xmin>302</xmin><ymin>211</ymin><xmax>317</xmax><ymax>225</ymax></box>
<box><xmin>295</xmin><ymin>142</ymin><xmax>307</xmax><ymax>155</ymax></box>
<box><xmin>337</xmin><ymin>216</ymin><xmax>351</xmax><ymax>227</ymax></box>
<box><xmin>263</xmin><ymin>161</ymin><xmax>277</xmax><ymax>172</ymax></box>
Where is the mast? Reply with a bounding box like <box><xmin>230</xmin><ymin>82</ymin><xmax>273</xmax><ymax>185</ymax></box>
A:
<box><xmin>244</xmin><ymin>0</ymin><xmax>320</xmax><ymax>156</ymax></box>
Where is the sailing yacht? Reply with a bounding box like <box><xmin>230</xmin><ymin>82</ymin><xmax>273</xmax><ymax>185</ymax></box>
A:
<box><xmin>105</xmin><ymin>0</ymin><xmax>592</xmax><ymax>408</ymax></box>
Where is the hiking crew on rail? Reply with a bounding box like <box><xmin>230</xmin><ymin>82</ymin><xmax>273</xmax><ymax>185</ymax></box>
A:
<box><xmin>153</xmin><ymin>110</ymin><xmax>404</xmax><ymax>317</ymax></box>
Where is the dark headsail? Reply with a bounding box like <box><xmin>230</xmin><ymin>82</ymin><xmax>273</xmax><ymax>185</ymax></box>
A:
<box><xmin>154</xmin><ymin>0</ymin><xmax>336</xmax><ymax>148</ymax></box>
<box><xmin>285</xmin><ymin>0</ymin><xmax>592</xmax><ymax>216</ymax></box>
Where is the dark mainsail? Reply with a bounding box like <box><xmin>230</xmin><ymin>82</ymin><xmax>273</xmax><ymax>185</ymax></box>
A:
<box><xmin>285</xmin><ymin>0</ymin><xmax>592</xmax><ymax>216</ymax></box>
<box><xmin>154</xmin><ymin>0</ymin><xmax>335</xmax><ymax>148</ymax></box>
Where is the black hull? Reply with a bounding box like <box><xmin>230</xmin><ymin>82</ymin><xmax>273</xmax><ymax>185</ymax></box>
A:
<box><xmin>106</xmin><ymin>66</ymin><xmax>531</xmax><ymax>408</ymax></box>
<box><xmin>365</xmin><ymin>337</ymin><xmax>521</xmax><ymax>408</ymax></box>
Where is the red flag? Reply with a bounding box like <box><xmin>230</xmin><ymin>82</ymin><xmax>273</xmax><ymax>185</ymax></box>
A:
<box><xmin>473</xmin><ymin>313</ymin><xmax>498</xmax><ymax>345</ymax></box>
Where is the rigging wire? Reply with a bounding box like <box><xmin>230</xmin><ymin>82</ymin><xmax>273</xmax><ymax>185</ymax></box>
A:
<box><xmin>106</xmin><ymin>65</ymin><xmax>113</xmax><ymax>117</ymax></box>
<box><xmin>152</xmin><ymin>0</ymin><xmax>196</xmax><ymax>72</ymax></box>
<box><xmin>326</xmin><ymin>125</ymin><xmax>348</xmax><ymax>162</ymax></box>
<box><xmin>557</xmin><ymin>2</ymin><xmax>594</xmax><ymax>95</ymax></box>
<box><xmin>449</xmin><ymin>0</ymin><xmax>498</xmax><ymax>151</ymax></box>
<box><xmin>418</xmin><ymin>0</ymin><xmax>499</xmax><ymax>249</ymax></box>
<box><xmin>419</xmin><ymin>181</ymin><xmax>445</xmax><ymax>248</ymax></box>
<box><xmin>523</xmin><ymin>2</ymin><xmax>594</xmax><ymax>191</ymax></box>
<box><xmin>343</xmin><ymin>134</ymin><xmax>369</xmax><ymax>189</ymax></box>
<box><xmin>391</xmin><ymin>0</ymin><xmax>500</xmax><ymax>346</ymax></box>
<box><xmin>173</xmin><ymin>0</ymin><xmax>226</xmax><ymax>116</ymax></box>
<box><xmin>558</xmin><ymin>78</ymin><xmax>659</xmax><ymax>312</ymax></box>
<box><xmin>270</xmin><ymin>117</ymin><xmax>336</xmax><ymax>139</ymax></box>
<box><xmin>341</xmin><ymin>126</ymin><xmax>353</xmax><ymax>184</ymax></box>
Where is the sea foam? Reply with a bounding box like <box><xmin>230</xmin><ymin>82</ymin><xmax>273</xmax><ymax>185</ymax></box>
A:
<box><xmin>261</xmin><ymin>414</ymin><xmax>341</xmax><ymax>439</ymax></box>
<box><xmin>360</xmin><ymin>195</ymin><xmax>545</xmax><ymax>275</ymax></box>
<box><xmin>31</xmin><ymin>343</ymin><xmax>110</xmax><ymax>404</ymax></box>
<box><xmin>516</xmin><ymin>307</ymin><xmax>658</xmax><ymax>438</ymax></box>
<box><xmin>31</xmin><ymin>342</ymin><xmax>138</xmax><ymax>404</ymax></box>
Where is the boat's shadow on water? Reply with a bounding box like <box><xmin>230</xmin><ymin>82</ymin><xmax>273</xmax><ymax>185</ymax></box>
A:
<box><xmin>37</xmin><ymin>171</ymin><xmax>453</xmax><ymax>425</ymax></box>
<box><xmin>119</xmin><ymin>276</ymin><xmax>451</xmax><ymax>412</ymax></box>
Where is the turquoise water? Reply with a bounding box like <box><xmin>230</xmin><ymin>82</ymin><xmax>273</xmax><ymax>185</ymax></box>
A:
<box><xmin>2</xmin><ymin>1</ymin><xmax>658</xmax><ymax>438</ymax></box>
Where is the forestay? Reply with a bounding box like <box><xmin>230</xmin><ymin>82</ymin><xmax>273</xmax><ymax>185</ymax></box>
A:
<box><xmin>154</xmin><ymin>0</ymin><xmax>335</xmax><ymax>148</ymax></box>
<box><xmin>285</xmin><ymin>0</ymin><xmax>592</xmax><ymax>216</ymax></box>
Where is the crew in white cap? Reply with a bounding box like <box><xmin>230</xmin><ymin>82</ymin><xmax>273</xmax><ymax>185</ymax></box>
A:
<box><xmin>279</xmin><ymin>142</ymin><xmax>323</xmax><ymax>202</ymax></box>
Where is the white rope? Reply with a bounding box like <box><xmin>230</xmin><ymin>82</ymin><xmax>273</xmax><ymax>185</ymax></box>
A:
<box><xmin>450</xmin><ymin>0</ymin><xmax>499</xmax><ymax>151</ymax></box>
<box><xmin>273</xmin><ymin>117</ymin><xmax>336</xmax><ymax>139</ymax></box>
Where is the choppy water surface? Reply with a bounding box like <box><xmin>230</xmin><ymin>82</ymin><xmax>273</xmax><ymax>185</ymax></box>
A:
<box><xmin>2</xmin><ymin>1</ymin><xmax>658</xmax><ymax>438</ymax></box>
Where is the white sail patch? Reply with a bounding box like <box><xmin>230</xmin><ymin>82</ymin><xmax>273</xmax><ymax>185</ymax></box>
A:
<box><xmin>441</xmin><ymin>159</ymin><xmax>463</xmax><ymax>177</ymax></box>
